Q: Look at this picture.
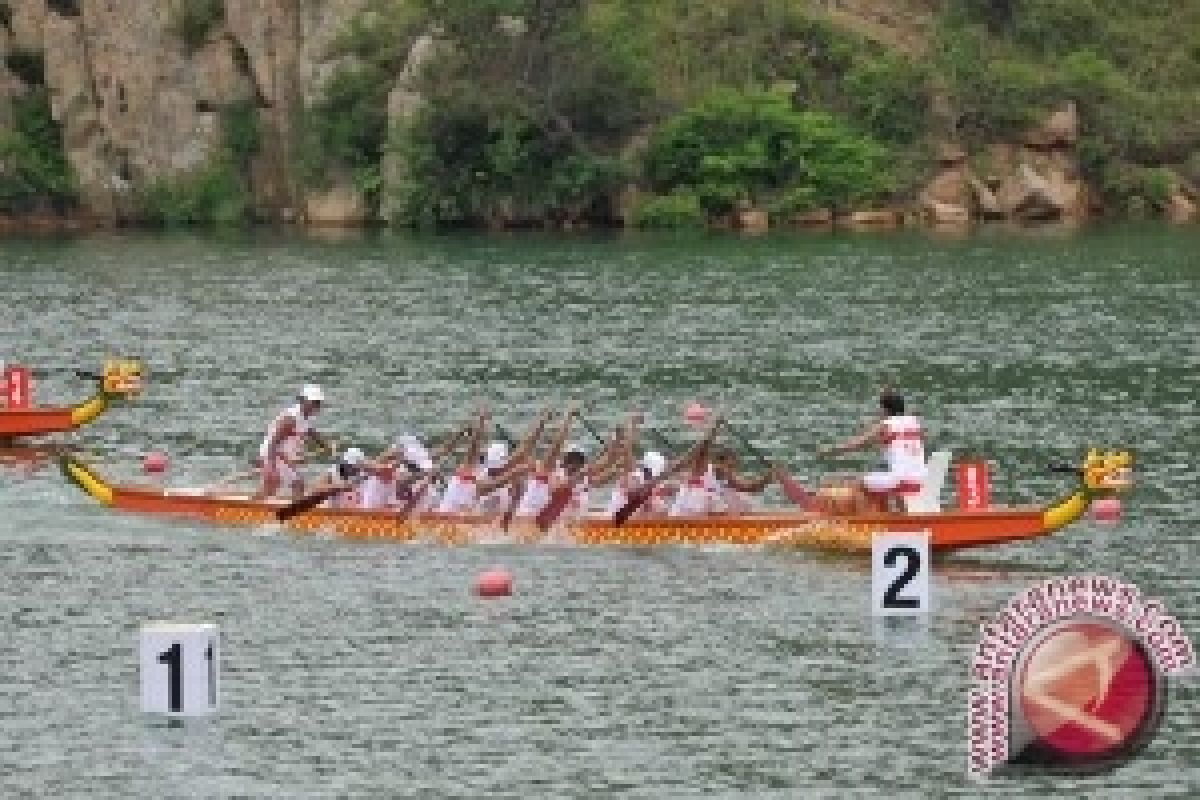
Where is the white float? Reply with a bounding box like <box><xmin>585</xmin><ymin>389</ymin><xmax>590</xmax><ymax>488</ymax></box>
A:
<box><xmin>139</xmin><ymin>622</ymin><xmax>219</xmax><ymax>716</ymax></box>
<box><xmin>871</xmin><ymin>530</ymin><xmax>932</xmax><ymax>616</ymax></box>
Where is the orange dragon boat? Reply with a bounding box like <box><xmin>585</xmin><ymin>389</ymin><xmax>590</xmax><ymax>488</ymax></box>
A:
<box><xmin>0</xmin><ymin>360</ymin><xmax>143</xmax><ymax>442</ymax></box>
<box><xmin>59</xmin><ymin>448</ymin><xmax>1132</xmax><ymax>553</ymax></box>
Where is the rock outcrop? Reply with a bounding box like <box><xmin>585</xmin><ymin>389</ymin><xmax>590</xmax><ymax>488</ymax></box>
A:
<box><xmin>0</xmin><ymin>0</ymin><xmax>369</xmax><ymax>225</ymax></box>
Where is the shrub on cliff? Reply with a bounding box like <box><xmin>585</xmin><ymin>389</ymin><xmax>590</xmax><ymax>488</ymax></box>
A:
<box><xmin>643</xmin><ymin>89</ymin><xmax>893</xmax><ymax>215</ymax></box>
<box><xmin>385</xmin><ymin>0</ymin><xmax>651</xmax><ymax>227</ymax></box>
<box><xmin>630</xmin><ymin>190</ymin><xmax>706</xmax><ymax>229</ymax></box>
<box><xmin>390</xmin><ymin>96</ymin><xmax>628</xmax><ymax>227</ymax></box>
<box><xmin>136</xmin><ymin>161</ymin><xmax>248</xmax><ymax>226</ymax></box>
<box><xmin>0</xmin><ymin>88</ymin><xmax>75</xmax><ymax>213</ymax></box>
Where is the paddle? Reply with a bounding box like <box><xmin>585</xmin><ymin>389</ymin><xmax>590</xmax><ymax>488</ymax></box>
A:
<box><xmin>276</xmin><ymin>475</ymin><xmax>363</xmax><ymax>521</ymax></box>
<box><xmin>536</xmin><ymin>475</ymin><xmax>580</xmax><ymax>532</ymax></box>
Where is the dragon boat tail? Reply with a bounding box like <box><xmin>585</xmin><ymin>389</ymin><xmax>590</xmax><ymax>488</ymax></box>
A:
<box><xmin>58</xmin><ymin>449</ymin><xmax>1132</xmax><ymax>553</ymax></box>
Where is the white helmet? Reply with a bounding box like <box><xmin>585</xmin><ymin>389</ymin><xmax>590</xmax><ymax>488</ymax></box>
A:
<box><xmin>565</xmin><ymin>442</ymin><xmax>587</xmax><ymax>458</ymax></box>
<box><xmin>341</xmin><ymin>447</ymin><xmax>366</xmax><ymax>466</ymax></box>
<box><xmin>395</xmin><ymin>434</ymin><xmax>433</xmax><ymax>471</ymax></box>
<box><xmin>484</xmin><ymin>441</ymin><xmax>509</xmax><ymax>470</ymax></box>
<box><xmin>641</xmin><ymin>451</ymin><xmax>666</xmax><ymax>478</ymax></box>
<box><xmin>300</xmin><ymin>384</ymin><xmax>325</xmax><ymax>403</ymax></box>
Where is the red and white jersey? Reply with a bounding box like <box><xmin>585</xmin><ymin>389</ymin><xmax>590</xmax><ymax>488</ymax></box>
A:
<box><xmin>515</xmin><ymin>472</ymin><xmax>551</xmax><ymax>517</ymax></box>
<box><xmin>881</xmin><ymin>414</ymin><xmax>926</xmax><ymax>478</ymax></box>
<box><xmin>258</xmin><ymin>403</ymin><xmax>314</xmax><ymax>463</ymax></box>
<box><xmin>669</xmin><ymin>475</ymin><xmax>711</xmax><ymax>517</ymax></box>
<box><xmin>358</xmin><ymin>467</ymin><xmax>399</xmax><ymax>510</ymax></box>
<box><xmin>436</xmin><ymin>468</ymin><xmax>478</xmax><ymax>513</ymax></box>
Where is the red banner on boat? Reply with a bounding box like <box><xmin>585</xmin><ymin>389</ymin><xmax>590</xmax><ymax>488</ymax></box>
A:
<box><xmin>2</xmin><ymin>364</ymin><xmax>32</xmax><ymax>409</ymax></box>
<box><xmin>956</xmin><ymin>460</ymin><xmax>991</xmax><ymax>510</ymax></box>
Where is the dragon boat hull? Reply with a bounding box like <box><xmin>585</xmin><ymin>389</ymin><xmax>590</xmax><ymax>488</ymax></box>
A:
<box><xmin>59</xmin><ymin>454</ymin><xmax>1117</xmax><ymax>553</ymax></box>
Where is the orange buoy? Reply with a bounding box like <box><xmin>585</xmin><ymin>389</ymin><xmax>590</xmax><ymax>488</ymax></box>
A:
<box><xmin>143</xmin><ymin>451</ymin><xmax>169</xmax><ymax>474</ymax></box>
<box><xmin>475</xmin><ymin>567</ymin><xmax>513</xmax><ymax>597</ymax></box>
<box><xmin>1092</xmin><ymin>496</ymin><xmax>1121</xmax><ymax>523</ymax></box>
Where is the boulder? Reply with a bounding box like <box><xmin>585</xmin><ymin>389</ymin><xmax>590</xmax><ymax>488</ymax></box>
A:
<box><xmin>304</xmin><ymin>182</ymin><xmax>368</xmax><ymax>226</ymax></box>
<box><xmin>1166</xmin><ymin>190</ymin><xmax>1197</xmax><ymax>223</ymax></box>
<box><xmin>734</xmin><ymin>209</ymin><xmax>769</xmax><ymax>234</ymax></box>
<box><xmin>936</xmin><ymin>142</ymin><xmax>968</xmax><ymax>167</ymax></box>
<box><xmin>1023</xmin><ymin>102</ymin><xmax>1079</xmax><ymax>149</ymax></box>
<box><xmin>969</xmin><ymin>177</ymin><xmax>1006</xmax><ymax>219</ymax></box>
<box><xmin>924</xmin><ymin>200</ymin><xmax>970</xmax><ymax>225</ymax></box>
<box><xmin>838</xmin><ymin>209</ymin><xmax>903</xmax><ymax>230</ymax></box>
<box><xmin>789</xmin><ymin>208</ymin><xmax>834</xmax><ymax>229</ymax></box>
<box><xmin>919</xmin><ymin>165</ymin><xmax>972</xmax><ymax>209</ymax></box>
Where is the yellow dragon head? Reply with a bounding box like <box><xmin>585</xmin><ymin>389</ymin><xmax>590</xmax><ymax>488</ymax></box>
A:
<box><xmin>1081</xmin><ymin>449</ymin><xmax>1133</xmax><ymax>492</ymax></box>
<box><xmin>101</xmin><ymin>359</ymin><xmax>143</xmax><ymax>398</ymax></box>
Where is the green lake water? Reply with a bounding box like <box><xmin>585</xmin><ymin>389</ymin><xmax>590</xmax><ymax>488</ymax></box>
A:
<box><xmin>0</xmin><ymin>225</ymin><xmax>1196</xmax><ymax>797</ymax></box>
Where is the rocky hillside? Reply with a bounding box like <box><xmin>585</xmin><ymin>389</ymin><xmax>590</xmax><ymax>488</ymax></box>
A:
<box><xmin>0</xmin><ymin>0</ymin><xmax>1196</xmax><ymax>229</ymax></box>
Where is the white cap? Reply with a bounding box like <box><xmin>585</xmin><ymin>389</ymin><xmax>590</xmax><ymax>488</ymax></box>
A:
<box><xmin>641</xmin><ymin>451</ymin><xmax>666</xmax><ymax>478</ymax></box>
<box><xmin>395</xmin><ymin>434</ymin><xmax>433</xmax><ymax>471</ymax></box>
<box><xmin>300</xmin><ymin>384</ymin><xmax>325</xmax><ymax>403</ymax></box>
<box><xmin>341</xmin><ymin>447</ymin><xmax>366</xmax><ymax>466</ymax></box>
<box><xmin>565</xmin><ymin>442</ymin><xmax>587</xmax><ymax>457</ymax></box>
<box><xmin>484</xmin><ymin>441</ymin><xmax>508</xmax><ymax>470</ymax></box>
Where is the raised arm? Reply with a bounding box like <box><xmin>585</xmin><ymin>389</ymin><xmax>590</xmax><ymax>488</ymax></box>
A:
<box><xmin>508</xmin><ymin>408</ymin><xmax>551</xmax><ymax>467</ymax></box>
<box><xmin>818</xmin><ymin>420</ymin><xmax>884</xmax><ymax>457</ymax></box>
<box><xmin>460</xmin><ymin>409</ymin><xmax>489</xmax><ymax>468</ymax></box>
<box><xmin>539</xmin><ymin>406</ymin><xmax>577</xmax><ymax>472</ymax></box>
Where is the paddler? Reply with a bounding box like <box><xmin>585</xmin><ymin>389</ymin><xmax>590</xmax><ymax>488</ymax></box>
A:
<box><xmin>476</xmin><ymin>410</ymin><xmax>550</xmax><ymax>516</ymax></box>
<box><xmin>667</xmin><ymin>418</ymin><xmax>726</xmax><ymax>517</ymax></box>
<box><xmin>356</xmin><ymin>435</ymin><xmax>434</xmax><ymax>511</ymax></box>
<box><xmin>254</xmin><ymin>384</ymin><xmax>334</xmax><ymax>500</ymax></box>
<box><xmin>606</xmin><ymin>450</ymin><xmax>670</xmax><ymax>517</ymax></box>
<box><xmin>434</xmin><ymin>409</ymin><xmax>529</xmax><ymax>514</ymax></box>
<box><xmin>816</xmin><ymin>388</ymin><xmax>926</xmax><ymax>511</ymax></box>
<box><xmin>511</xmin><ymin>407</ymin><xmax>579</xmax><ymax>520</ymax></box>
<box><xmin>308</xmin><ymin>446</ymin><xmax>371</xmax><ymax>509</ymax></box>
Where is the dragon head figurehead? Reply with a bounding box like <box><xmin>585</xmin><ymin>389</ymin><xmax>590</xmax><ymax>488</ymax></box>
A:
<box><xmin>101</xmin><ymin>359</ymin><xmax>143</xmax><ymax>398</ymax></box>
<box><xmin>1081</xmin><ymin>449</ymin><xmax>1133</xmax><ymax>493</ymax></box>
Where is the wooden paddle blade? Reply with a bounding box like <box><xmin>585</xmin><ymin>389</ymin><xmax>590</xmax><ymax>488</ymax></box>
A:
<box><xmin>276</xmin><ymin>486</ymin><xmax>342</xmax><ymax>521</ymax></box>
<box><xmin>612</xmin><ymin>486</ymin><xmax>652</xmax><ymax>527</ymax></box>
<box><xmin>535</xmin><ymin>486</ymin><xmax>575</xmax><ymax>532</ymax></box>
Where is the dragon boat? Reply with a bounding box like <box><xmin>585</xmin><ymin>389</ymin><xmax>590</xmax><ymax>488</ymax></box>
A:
<box><xmin>58</xmin><ymin>449</ymin><xmax>1132</xmax><ymax>553</ymax></box>
<box><xmin>0</xmin><ymin>360</ymin><xmax>143</xmax><ymax>442</ymax></box>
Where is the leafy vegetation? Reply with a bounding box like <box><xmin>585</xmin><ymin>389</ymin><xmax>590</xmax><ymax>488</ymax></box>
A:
<box><xmin>0</xmin><ymin>88</ymin><xmax>75</xmax><ymax>213</ymax></box>
<box><xmin>642</xmin><ymin>89</ymin><xmax>893</xmax><ymax>216</ymax></box>
<box><xmin>385</xmin><ymin>0</ymin><xmax>652</xmax><ymax>227</ymax></box>
<box><xmin>4</xmin><ymin>0</ymin><xmax>1200</xmax><ymax>225</ymax></box>
<box><xmin>135</xmin><ymin>160</ymin><xmax>248</xmax><ymax>226</ymax></box>
<box><xmin>935</xmin><ymin>0</ymin><xmax>1200</xmax><ymax>210</ymax></box>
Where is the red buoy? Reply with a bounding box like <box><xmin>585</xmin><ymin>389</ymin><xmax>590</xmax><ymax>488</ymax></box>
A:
<box><xmin>475</xmin><ymin>567</ymin><xmax>513</xmax><ymax>598</ymax></box>
<box><xmin>143</xmin><ymin>451</ymin><xmax>169</xmax><ymax>474</ymax></box>
<box><xmin>684</xmin><ymin>402</ymin><xmax>710</xmax><ymax>426</ymax></box>
<box><xmin>1092</xmin><ymin>496</ymin><xmax>1121</xmax><ymax>523</ymax></box>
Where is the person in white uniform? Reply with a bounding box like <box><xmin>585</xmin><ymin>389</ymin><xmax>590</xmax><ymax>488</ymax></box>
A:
<box><xmin>817</xmin><ymin>390</ymin><xmax>926</xmax><ymax>511</ymax></box>
<box><xmin>255</xmin><ymin>384</ymin><xmax>333</xmax><ymax>500</ymax></box>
